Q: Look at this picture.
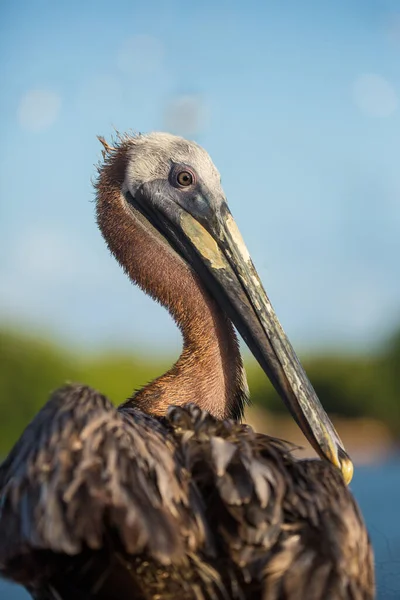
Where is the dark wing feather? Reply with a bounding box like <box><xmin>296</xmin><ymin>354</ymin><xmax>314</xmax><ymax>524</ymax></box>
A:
<box><xmin>167</xmin><ymin>404</ymin><xmax>375</xmax><ymax>600</ymax></box>
<box><xmin>0</xmin><ymin>385</ymin><xmax>207</xmax><ymax>588</ymax></box>
<box><xmin>0</xmin><ymin>396</ymin><xmax>374</xmax><ymax>599</ymax></box>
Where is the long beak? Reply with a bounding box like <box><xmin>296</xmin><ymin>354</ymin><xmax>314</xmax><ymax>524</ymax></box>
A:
<box><xmin>179</xmin><ymin>206</ymin><xmax>353</xmax><ymax>484</ymax></box>
<box><xmin>130</xmin><ymin>186</ymin><xmax>353</xmax><ymax>484</ymax></box>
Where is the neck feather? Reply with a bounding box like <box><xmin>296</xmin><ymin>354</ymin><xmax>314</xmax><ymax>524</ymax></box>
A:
<box><xmin>95</xmin><ymin>142</ymin><xmax>248</xmax><ymax>420</ymax></box>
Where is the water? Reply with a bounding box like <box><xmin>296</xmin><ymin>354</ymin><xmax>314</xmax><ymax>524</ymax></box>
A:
<box><xmin>353</xmin><ymin>460</ymin><xmax>400</xmax><ymax>599</ymax></box>
<box><xmin>1</xmin><ymin>461</ymin><xmax>399</xmax><ymax>599</ymax></box>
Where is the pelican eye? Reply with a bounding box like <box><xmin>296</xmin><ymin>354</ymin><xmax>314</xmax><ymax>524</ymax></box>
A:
<box><xmin>177</xmin><ymin>170</ymin><xmax>194</xmax><ymax>187</ymax></box>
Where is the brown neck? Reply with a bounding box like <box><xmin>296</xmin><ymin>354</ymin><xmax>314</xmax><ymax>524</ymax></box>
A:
<box><xmin>95</xmin><ymin>142</ymin><xmax>247</xmax><ymax>420</ymax></box>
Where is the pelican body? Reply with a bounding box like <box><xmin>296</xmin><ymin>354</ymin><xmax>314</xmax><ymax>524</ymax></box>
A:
<box><xmin>0</xmin><ymin>132</ymin><xmax>374</xmax><ymax>599</ymax></box>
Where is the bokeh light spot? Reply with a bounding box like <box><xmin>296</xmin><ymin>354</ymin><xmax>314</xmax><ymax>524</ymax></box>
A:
<box><xmin>17</xmin><ymin>89</ymin><xmax>62</xmax><ymax>132</ymax></box>
<box><xmin>164</xmin><ymin>94</ymin><xmax>208</xmax><ymax>136</ymax></box>
<box><xmin>352</xmin><ymin>74</ymin><xmax>398</xmax><ymax>118</ymax></box>
<box><xmin>385</xmin><ymin>13</ymin><xmax>400</xmax><ymax>46</ymax></box>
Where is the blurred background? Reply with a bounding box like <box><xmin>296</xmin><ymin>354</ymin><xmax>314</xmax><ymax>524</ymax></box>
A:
<box><xmin>1</xmin><ymin>0</ymin><xmax>400</xmax><ymax>598</ymax></box>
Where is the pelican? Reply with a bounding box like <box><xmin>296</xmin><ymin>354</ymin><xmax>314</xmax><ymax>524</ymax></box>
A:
<box><xmin>0</xmin><ymin>132</ymin><xmax>374</xmax><ymax>599</ymax></box>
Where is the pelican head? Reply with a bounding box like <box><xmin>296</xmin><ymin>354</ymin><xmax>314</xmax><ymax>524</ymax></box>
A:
<box><xmin>97</xmin><ymin>131</ymin><xmax>353</xmax><ymax>484</ymax></box>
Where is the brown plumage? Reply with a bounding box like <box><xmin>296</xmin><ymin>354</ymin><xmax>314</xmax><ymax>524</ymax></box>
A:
<box><xmin>0</xmin><ymin>132</ymin><xmax>374</xmax><ymax>599</ymax></box>
<box><xmin>96</xmin><ymin>134</ymin><xmax>246</xmax><ymax>420</ymax></box>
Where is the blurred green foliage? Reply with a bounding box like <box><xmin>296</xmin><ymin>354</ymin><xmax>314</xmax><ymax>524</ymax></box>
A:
<box><xmin>0</xmin><ymin>327</ymin><xmax>399</xmax><ymax>455</ymax></box>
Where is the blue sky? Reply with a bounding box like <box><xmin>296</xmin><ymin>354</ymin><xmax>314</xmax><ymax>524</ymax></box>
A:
<box><xmin>1</xmin><ymin>0</ymin><xmax>400</xmax><ymax>354</ymax></box>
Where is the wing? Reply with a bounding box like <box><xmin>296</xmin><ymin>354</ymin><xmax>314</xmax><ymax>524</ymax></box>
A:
<box><xmin>167</xmin><ymin>404</ymin><xmax>375</xmax><ymax>600</ymax></box>
<box><xmin>0</xmin><ymin>394</ymin><xmax>374</xmax><ymax>600</ymax></box>
<box><xmin>0</xmin><ymin>384</ymin><xmax>208</xmax><ymax>589</ymax></box>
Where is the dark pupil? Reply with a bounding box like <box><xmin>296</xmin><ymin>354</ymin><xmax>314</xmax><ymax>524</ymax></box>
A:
<box><xmin>179</xmin><ymin>172</ymin><xmax>191</xmax><ymax>185</ymax></box>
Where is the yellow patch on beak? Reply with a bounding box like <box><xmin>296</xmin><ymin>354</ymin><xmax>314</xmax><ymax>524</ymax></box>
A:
<box><xmin>225</xmin><ymin>214</ymin><xmax>251</xmax><ymax>263</ymax></box>
<box><xmin>180</xmin><ymin>213</ymin><xmax>226</xmax><ymax>270</ymax></box>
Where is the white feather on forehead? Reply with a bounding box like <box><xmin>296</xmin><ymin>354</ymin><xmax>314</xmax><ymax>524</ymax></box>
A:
<box><xmin>123</xmin><ymin>132</ymin><xmax>221</xmax><ymax>196</ymax></box>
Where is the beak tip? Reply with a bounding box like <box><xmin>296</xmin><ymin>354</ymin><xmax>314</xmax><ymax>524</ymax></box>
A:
<box><xmin>339</xmin><ymin>449</ymin><xmax>354</xmax><ymax>485</ymax></box>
